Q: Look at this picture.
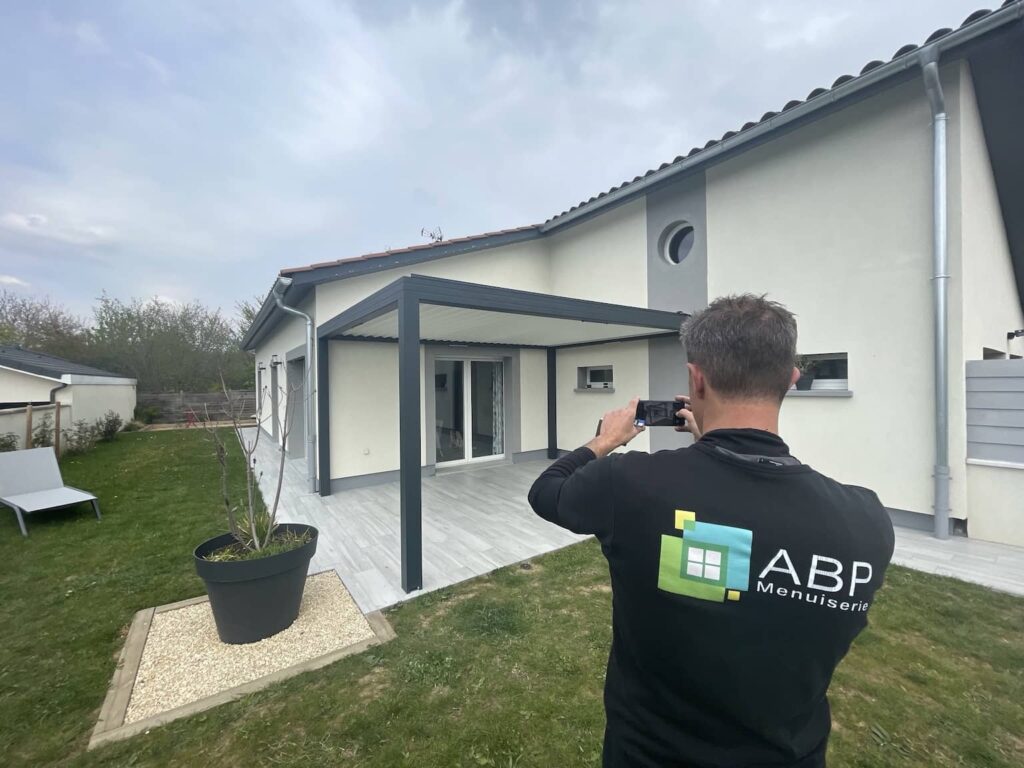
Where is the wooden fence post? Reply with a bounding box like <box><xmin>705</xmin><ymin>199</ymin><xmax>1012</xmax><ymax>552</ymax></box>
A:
<box><xmin>25</xmin><ymin>403</ymin><xmax>33</xmax><ymax>449</ymax></box>
<box><xmin>54</xmin><ymin>404</ymin><xmax>62</xmax><ymax>457</ymax></box>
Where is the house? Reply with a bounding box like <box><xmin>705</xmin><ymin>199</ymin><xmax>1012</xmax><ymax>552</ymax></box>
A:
<box><xmin>242</xmin><ymin>3</ymin><xmax>1024</xmax><ymax>594</ymax></box>
<box><xmin>0</xmin><ymin>345</ymin><xmax>137</xmax><ymax>446</ymax></box>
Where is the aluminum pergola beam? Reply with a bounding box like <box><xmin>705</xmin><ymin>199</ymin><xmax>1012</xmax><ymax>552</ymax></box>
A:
<box><xmin>315</xmin><ymin>274</ymin><xmax>687</xmax><ymax>594</ymax></box>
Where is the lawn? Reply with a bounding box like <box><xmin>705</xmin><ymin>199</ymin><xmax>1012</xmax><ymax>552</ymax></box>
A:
<box><xmin>2</xmin><ymin>430</ymin><xmax>1023</xmax><ymax>767</ymax></box>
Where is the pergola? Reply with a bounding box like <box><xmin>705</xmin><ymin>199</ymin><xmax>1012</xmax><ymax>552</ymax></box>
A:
<box><xmin>316</xmin><ymin>274</ymin><xmax>685</xmax><ymax>592</ymax></box>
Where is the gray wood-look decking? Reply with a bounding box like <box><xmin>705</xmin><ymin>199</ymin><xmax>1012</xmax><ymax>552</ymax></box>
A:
<box><xmin>247</xmin><ymin>429</ymin><xmax>1024</xmax><ymax>612</ymax></box>
<box><xmin>247</xmin><ymin>430</ymin><xmax>585</xmax><ymax>612</ymax></box>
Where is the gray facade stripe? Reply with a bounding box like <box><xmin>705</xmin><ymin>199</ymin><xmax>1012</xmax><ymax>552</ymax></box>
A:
<box><xmin>965</xmin><ymin>358</ymin><xmax>1024</xmax><ymax>464</ymax></box>
<box><xmin>647</xmin><ymin>335</ymin><xmax>692</xmax><ymax>453</ymax></box>
<box><xmin>645</xmin><ymin>171</ymin><xmax>708</xmax><ymax>453</ymax></box>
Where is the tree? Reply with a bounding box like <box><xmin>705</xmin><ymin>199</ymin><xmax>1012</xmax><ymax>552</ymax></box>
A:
<box><xmin>89</xmin><ymin>295</ymin><xmax>253</xmax><ymax>392</ymax></box>
<box><xmin>0</xmin><ymin>290</ymin><xmax>90</xmax><ymax>360</ymax></box>
<box><xmin>234</xmin><ymin>293</ymin><xmax>266</xmax><ymax>341</ymax></box>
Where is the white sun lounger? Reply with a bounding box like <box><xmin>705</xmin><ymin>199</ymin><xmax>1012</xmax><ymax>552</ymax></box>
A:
<box><xmin>0</xmin><ymin>447</ymin><xmax>100</xmax><ymax>537</ymax></box>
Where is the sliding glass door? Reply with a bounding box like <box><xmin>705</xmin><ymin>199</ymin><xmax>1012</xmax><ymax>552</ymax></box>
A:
<box><xmin>434</xmin><ymin>359</ymin><xmax>504</xmax><ymax>465</ymax></box>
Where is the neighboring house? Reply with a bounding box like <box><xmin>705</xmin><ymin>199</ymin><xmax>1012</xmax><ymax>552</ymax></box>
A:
<box><xmin>0</xmin><ymin>346</ymin><xmax>137</xmax><ymax>446</ymax></box>
<box><xmin>242</xmin><ymin>4</ymin><xmax>1024</xmax><ymax>593</ymax></box>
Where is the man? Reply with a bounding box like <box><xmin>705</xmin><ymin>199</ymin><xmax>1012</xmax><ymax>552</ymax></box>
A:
<box><xmin>528</xmin><ymin>294</ymin><xmax>894</xmax><ymax>768</ymax></box>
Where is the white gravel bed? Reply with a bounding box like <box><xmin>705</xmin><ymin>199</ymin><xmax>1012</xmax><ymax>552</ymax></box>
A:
<box><xmin>124</xmin><ymin>571</ymin><xmax>374</xmax><ymax>724</ymax></box>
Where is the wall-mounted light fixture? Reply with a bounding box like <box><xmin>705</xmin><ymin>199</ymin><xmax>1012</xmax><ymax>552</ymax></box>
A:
<box><xmin>1008</xmin><ymin>329</ymin><xmax>1024</xmax><ymax>341</ymax></box>
<box><xmin>270</xmin><ymin>354</ymin><xmax>281</xmax><ymax>367</ymax></box>
<box><xmin>257</xmin><ymin>361</ymin><xmax>267</xmax><ymax>371</ymax></box>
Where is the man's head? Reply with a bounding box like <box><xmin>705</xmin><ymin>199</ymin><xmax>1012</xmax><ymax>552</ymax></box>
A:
<box><xmin>679</xmin><ymin>294</ymin><xmax>799</xmax><ymax>430</ymax></box>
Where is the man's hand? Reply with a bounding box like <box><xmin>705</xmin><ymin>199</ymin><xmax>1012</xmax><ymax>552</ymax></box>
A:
<box><xmin>587</xmin><ymin>397</ymin><xmax>645</xmax><ymax>458</ymax></box>
<box><xmin>674</xmin><ymin>395</ymin><xmax>702</xmax><ymax>440</ymax></box>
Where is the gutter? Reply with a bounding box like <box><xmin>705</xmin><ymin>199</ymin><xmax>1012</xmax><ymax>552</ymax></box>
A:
<box><xmin>540</xmin><ymin>1</ymin><xmax>1024</xmax><ymax>233</ymax></box>
<box><xmin>920</xmin><ymin>48</ymin><xmax>951</xmax><ymax>540</ymax></box>
<box><xmin>271</xmin><ymin>278</ymin><xmax>318</xmax><ymax>494</ymax></box>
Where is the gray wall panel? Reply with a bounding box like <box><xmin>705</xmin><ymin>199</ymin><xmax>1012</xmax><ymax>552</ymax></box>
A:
<box><xmin>647</xmin><ymin>335</ymin><xmax>692</xmax><ymax>452</ymax></box>
<box><xmin>645</xmin><ymin>173</ymin><xmax>708</xmax><ymax>315</ymax></box>
<box><xmin>646</xmin><ymin>175</ymin><xmax>707</xmax><ymax>453</ymax></box>
<box><xmin>965</xmin><ymin>359</ymin><xmax>1024</xmax><ymax>463</ymax></box>
<box><xmin>965</xmin><ymin>391</ymin><xmax>1024</xmax><ymax>409</ymax></box>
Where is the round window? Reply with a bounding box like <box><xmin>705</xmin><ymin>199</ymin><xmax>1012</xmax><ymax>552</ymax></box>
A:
<box><xmin>661</xmin><ymin>222</ymin><xmax>695</xmax><ymax>265</ymax></box>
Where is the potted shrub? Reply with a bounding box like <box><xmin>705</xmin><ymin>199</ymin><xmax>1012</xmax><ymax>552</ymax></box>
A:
<box><xmin>195</xmin><ymin>379</ymin><xmax>318</xmax><ymax>644</ymax></box>
<box><xmin>795</xmin><ymin>358</ymin><xmax>816</xmax><ymax>391</ymax></box>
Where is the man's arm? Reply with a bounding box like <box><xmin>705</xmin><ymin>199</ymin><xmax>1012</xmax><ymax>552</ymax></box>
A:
<box><xmin>527</xmin><ymin>398</ymin><xmax>644</xmax><ymax>540</ymax></box>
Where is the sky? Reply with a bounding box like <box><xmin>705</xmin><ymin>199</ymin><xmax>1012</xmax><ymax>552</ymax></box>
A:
<box><xmin>0</xmin><ymin>0</ymin><xmax>989</xmax><ymax>320</ymax></box>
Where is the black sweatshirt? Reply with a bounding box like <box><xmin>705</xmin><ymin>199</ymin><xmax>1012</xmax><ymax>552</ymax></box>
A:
<box><xmin>528</xmin><ymin>429</ymin><xmax>895</xmax><ymax>768</ymax></box>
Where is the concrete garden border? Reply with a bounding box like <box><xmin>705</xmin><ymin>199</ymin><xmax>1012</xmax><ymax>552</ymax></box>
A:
<box><xmin>88</xmin><ymin>574</ymin><xmax>396</xmax><ymax>751</ymax></box>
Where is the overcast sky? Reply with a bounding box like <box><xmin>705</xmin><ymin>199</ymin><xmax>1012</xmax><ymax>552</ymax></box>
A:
<box><xmin>0</xmin><ymin>0</ymin><xmax>987</xmax><ymax>319</ymax></box>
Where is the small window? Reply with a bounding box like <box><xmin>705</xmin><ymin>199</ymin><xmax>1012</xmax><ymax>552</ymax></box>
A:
<box><xmin>577</xmin><ymin>365</ymin><xmax>614</xmax><ymax>390</ymax></box>
<box><xmin>660</xmin><ymin>221</ymin><xmax>695</xmax><ymax>265</ymax></box>
<box><xmin>796</xmin><ymin>353</ymin><xmax>848</xmax><ymax>391</ymax></box>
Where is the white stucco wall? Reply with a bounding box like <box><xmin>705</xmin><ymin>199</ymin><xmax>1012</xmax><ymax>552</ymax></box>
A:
<box><xmin>966</xmin><ymin>463</ymin><xmax>1024</xmax><ymax>547</ymax></box>
<box><xmin>547</xmin><ymin>197</ymin><xmax>648</xmax><ymax>306</ymax></box>
<box><xmin>959</xmin><ymin>63</ymin><xmax>1024</xmax><ymax>362</ymax></box>
<box><xmin>327</xmin><ymin>340</ymin><xmax>427</xmax><ymax>478</ymax></box>
<box><xmin>555</xmin><ymin>339</ymin><xmax>650</xmax><ymax>454</ymax></box>
<box><xmin>519</xmin><ymin>349</ymin><xmax>548</xmax><ymax>452</ymax></box>
<box><xmin>65</xmin><ymin>381</ymin><xmax>137</xmax><ymax>426</ymax></box>
<box><xmin>253</xmin><ymin>297</ymin><xmax>311</xmax><ymax>442</ymax></box>
<box><xmin>315</xmin><ymin>238</ymin><xmax>551</xmax><ymax>326</ymax></box>
<box><xmin>0</xmin><ymin>366</ymin><xmax>61</xmax><ymax>403</ymax></box>
<box><xmin>706</xmin><ymin>66</ymin><xmax>966</xmax><ymax>517</ymax></box>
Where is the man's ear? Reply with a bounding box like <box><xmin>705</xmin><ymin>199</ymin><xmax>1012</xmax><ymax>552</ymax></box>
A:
<box><xmin>687</xmin><ymin>362</ymin><xmax>706</xmax><ymax>399</ymax></box>
<box><xmin>790</xmin><ymin>366</ymin><xmax>801</xmax><ymax>388</ymax></box>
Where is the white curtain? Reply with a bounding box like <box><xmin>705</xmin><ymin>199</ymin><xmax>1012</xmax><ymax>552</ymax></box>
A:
<box><xmin>492</xmin><ymin>362</ymin><xmax>504</xmax><ymax>455</ymax></box>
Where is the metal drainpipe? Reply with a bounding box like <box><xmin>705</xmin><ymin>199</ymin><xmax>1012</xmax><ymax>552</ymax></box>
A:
<box><xmin>272</xmin><ymin>277</ymin><xmax>317</xmax><ymax>494</ymax></box>
<box><xmin>920</xmin><ymin>48</ymin><xmax>950</xmax><ymax>539</ymax></box>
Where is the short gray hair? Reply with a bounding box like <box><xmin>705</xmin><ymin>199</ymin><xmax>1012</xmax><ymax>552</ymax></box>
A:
<box><xmin>679</xmin><ymin>294</ymin><xmax>798</xmax><ymax>402</ymax></box>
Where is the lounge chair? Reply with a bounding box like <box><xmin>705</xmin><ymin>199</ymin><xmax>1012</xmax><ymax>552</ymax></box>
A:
<box><xmin>0</xmin><ymin>447</ymin><xmax>100</xmax><ymax>537</ymax></box>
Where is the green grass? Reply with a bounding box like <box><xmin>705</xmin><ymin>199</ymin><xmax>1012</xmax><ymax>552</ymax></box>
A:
<box><xmin>2</xmin><ymin>430</ymin><xmax>1023</xmax><ymax>767</ymax></box>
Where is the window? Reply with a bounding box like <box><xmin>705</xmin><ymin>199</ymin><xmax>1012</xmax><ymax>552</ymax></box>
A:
<box><xmin>685</xmin><ymin>544</ymin><xmax>726</xmax><ymax>583</ymax></box>
<box><xmin>795</xmin><ymin>353</ymin><xmax>848</xmax><ymax>392</ymax></box>
<box><xmin>660</xmin><ymin>221</ymin><xmax>696</xmax><ymax>265</ymax></box>
<box><xmin>577</xmin><ymin>365</ymin><xmax>614</xmax><ymax>391</ymax></box>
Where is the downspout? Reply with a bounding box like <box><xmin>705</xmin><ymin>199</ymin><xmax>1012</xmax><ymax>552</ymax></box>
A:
<box><xmin>271</xmin><ymin>277</ymin><xmax>317</xmax><ymax>494</ymax></box>
<box><xmin>920</xmin><ymin>48</ymin><xmax>950</xmax><ymax>539</ymax></box>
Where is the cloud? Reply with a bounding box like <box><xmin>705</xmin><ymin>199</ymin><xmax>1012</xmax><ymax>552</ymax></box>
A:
<box><xmin>0</xmin><ymin>211</ymin><xmax>115</xmax><ymax>245</ymax></box>
<box><xmin>760</xmin><ymin>9</ymin><xmax>854</xmax><ymax>51</ymax></box>
<box><xmin>137</xmin><ymin>52</ymin><xmax>171</xmax><ymax>83</ymax></box>
<box><xmin>1</xmin><ymin>0</ymin><xmax>987</xmax><ymax>316</ymax></box>
<box><xmin>0</xmin><ymin>275</ymin><xmax>30</xmax><ymax>287</ymax></box>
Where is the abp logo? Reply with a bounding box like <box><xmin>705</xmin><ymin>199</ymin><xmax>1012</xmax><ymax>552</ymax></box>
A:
<box><xmin>658</xmin><ymin>510</ymin><xmax>753</xmax><ymax>602</ymax></box>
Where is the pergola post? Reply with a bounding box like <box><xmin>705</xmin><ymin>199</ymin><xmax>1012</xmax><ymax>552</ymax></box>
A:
<box><xmin>398</xmin><ymin>289</ymin><xmax>423</xmax><ymax>592</ymax></box>
<box><xmin>547</xmin><ymin>347</ymin><xmax>558</xmax><ymax>459</ymax></box>
<box><xmin>317</xmin><ymin>337</ymin><xmax>332</xmax><ymax>497</ymax></box>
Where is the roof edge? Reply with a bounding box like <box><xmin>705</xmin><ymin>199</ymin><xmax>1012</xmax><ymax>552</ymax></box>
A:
<box><xmin>540</xmin><ymin>1</ymin><xmax>1024</xmax><ymax>232</ymax></box>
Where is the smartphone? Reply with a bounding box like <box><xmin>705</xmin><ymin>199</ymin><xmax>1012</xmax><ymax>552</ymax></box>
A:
<box><xmin>634</xmin><ymin>400</ymin><xmax>686</xmax><ymax>428</ymax></box>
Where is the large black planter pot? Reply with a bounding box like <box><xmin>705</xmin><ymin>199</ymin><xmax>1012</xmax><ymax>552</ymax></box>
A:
<box><xmin>795</xmin><ymin>373</ymin><xmax>815</xmax><ymax>391</ymax></box>
<box><xmin>194</xmin><ymin>523</ymin><xmax>319</xmax><ymax>644</ymax></box>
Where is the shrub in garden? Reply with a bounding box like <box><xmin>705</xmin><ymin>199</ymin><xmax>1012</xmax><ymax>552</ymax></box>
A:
<box><xmin>95</xmin><ymin>410</ymin><xmax>124</xmax><ymax>441</ymax></box>
<box><xmin>31</xmin><ymin>414</ymin><xmax>55</xmax><ymax>448</ymax></box>
<box><xmin>122</xmin><ymin>420</ymin><xmax>143</xmax><ymax>432</ymax></box>
<box><xmin>134</xmin><ymin>404</ymin><xmax>161</xmax><ymax>424</ymax></box>
<box><xmin>0</xmin><ymin>432</ymin><xmax>18</xmax><ymax>452</ymax></box>
<box><xmin>62</xmin><ymin>420</ymin><xmax>100</xmax><ymax>455</ymax></box>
